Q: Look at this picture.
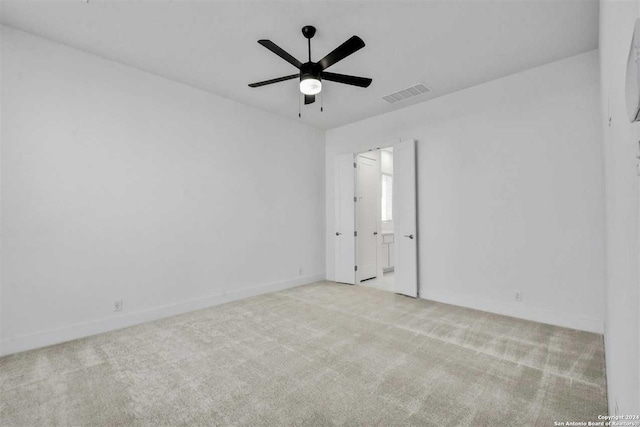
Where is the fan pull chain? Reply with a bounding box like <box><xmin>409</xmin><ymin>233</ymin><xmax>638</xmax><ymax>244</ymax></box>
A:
<box><xmin>321</xmin><ymin>91</ymin><xmax>324</xmax><ymax>112</ymax></box>
<box><xmin>298</xmin><ymin>93</ymin><xmax>301</xmax><ymax>118</ymax></box>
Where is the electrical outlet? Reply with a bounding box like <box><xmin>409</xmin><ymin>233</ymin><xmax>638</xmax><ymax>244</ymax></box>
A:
<box><xmin>114</xmin><ymin>299</ymin><xmax>123</xmax><ymax>312</ymax></box>
<box><xmin>514</xmin><ymin>291</ymin><xmax>523</xmax><ymax>302</ymax></box>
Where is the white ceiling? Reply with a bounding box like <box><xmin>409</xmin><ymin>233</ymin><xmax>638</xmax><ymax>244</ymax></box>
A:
<box><xmin>0</xmin><ymin>0</ymin><xmax>599</xmax><ymax>130</ymax></box>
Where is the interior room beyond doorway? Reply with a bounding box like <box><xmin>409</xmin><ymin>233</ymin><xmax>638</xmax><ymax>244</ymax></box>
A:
<box><xmin>356</xmin><ymin>147</ymin><xmax>395</xmax><ymax>292</ymax></box>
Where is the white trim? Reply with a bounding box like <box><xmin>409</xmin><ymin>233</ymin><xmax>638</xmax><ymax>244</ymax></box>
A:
<box><xmin>422</xmin><ymin>288</ymin><xmax>604</xmax><ymax>334</ymax></box>
<box><xmin>0</xmin><ymin>274</ymin><xmax>325</xmax><ymax>357</ymax></box>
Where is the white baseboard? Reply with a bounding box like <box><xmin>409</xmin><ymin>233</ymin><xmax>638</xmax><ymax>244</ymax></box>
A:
<box><xmin>421</xmin><ymin>288</ymin><xmax>604</xmax><ymax>334</ymax></box>
<box><xmin>0</xmin><ymin>273</ymin><xmax>325</xmax><ymax>357</ymax></box>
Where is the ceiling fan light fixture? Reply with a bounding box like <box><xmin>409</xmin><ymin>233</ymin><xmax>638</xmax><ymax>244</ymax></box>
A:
<box><xmin>300</xmin><ymin>77</ymin><xmax>322</xmax><ymax>95</ymax></box>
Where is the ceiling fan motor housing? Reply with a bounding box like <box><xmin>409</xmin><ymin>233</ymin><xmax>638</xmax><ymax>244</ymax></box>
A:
<box><xmin>300</xmin><ymin>62</ymin><xmax>322</xmax><ymax>82</ymax></box>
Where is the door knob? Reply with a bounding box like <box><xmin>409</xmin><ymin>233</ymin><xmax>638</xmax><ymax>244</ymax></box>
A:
<box><xmin>335</xmin><ymin>232</ymin><xmax>342</xmax><ymax>236</ymax></box>
<box><xmin>404</xmin><ymin>234</ymin><xmax>414</xmax><ymax>239</ymax></box>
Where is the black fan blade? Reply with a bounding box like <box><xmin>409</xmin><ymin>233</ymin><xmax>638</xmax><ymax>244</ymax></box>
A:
<box><xmin>321</xmin><ymin>72</ymin><xmax>372</xmax><ymax>88</ymax></box>
<box><xmin>318</xmin><ymin>36</ymin><xmax>365</xmax><ymax>70</ymax></box>
<box><xmin>248</xmin><ymin>74</ymin><xmax>298</xmax><ymax>88</ymax></box>
<box><xmin>257</xmin><ymin>40</ymin><xmax>302</xmax><ymax>69</ymax></box>
<box><xmin>304</xmin><ymin>94</ymin><xmax>315</xmax><ymax>105</ymax></box>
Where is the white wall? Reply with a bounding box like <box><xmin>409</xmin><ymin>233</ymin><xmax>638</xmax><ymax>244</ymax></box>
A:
<box><xmin>326</xmin><ymin>51</ymin><xmax>606</xmax><ymax>333</ymax></box>
<box><xmin>599</xmin><ymin>0</ymin><xmax>640</xmax><ymax>414</ymax></box>
<box><xmin>0</xmin><ymin>26</ymin><xmax>325</xmax><ymax>356</ymax></box>
<box><xmin>381</xmin><ymin>150</ymin><xmax>393</xmax><ymax>175</ymax></box>
<box><xmin>380</xmin><ymin>149</ymin><xmax>393</xmax><ymax>234</ymax></box>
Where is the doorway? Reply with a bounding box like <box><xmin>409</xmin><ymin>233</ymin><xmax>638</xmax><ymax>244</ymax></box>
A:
<box><xmin>356</xmin><ymin>148</ymin><xmax>395</xmax><ymax>292</ymax></box>
<box><xmin>334</xmin><ymin>139</ymin><xmax>417</xmax><ymax>297</ymax></box>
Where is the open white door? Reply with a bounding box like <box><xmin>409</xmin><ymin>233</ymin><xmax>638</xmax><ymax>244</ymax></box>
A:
<box><xmin>393</xmin><ymin>139</ymin><xmax>418</xmax><ymax>297</ymax></box>
<box><xmin>334</xmin><ymin>153</ymin><xmax>356</xmax><ymax>284</ymax></box>
<box><xmin>356</xmin><ymin>153</ymin><xmax>379</xmax><ymax>281</ymax></box>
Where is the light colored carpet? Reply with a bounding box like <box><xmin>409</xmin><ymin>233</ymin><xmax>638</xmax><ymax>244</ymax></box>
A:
<box><xmin>360</xmin><ymin>271</ymin><xmax>395</xmax><ymax>292</ymax></box>
<box><xmin>1</xmin><ymin>282</ymin><xmax>607</xmax><ymax>426</ymax></box>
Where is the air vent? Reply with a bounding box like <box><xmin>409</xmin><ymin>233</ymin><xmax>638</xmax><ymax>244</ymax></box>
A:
<box><xmin>382</xmin><ymin>83</ymin><xmax>432</xmax><ymax>104</ymax></box>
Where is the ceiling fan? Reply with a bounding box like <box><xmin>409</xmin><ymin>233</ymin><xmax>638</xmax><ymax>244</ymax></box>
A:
<box><xmin>248</xmin><ymin>26</ymin><xmax>372</xmax><ymax>107</ymax></box>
